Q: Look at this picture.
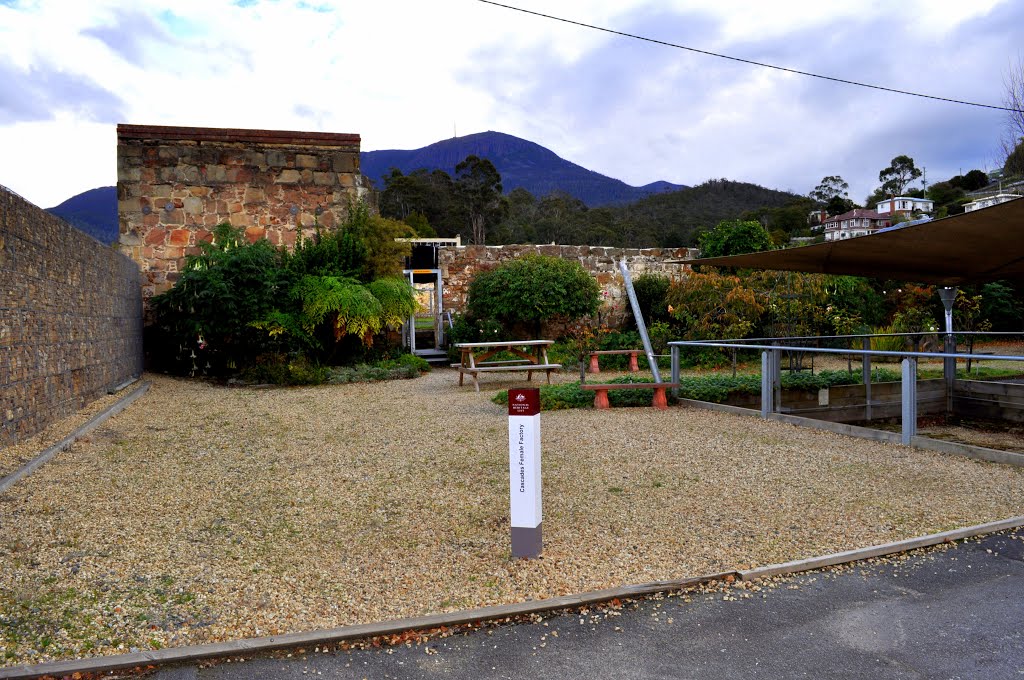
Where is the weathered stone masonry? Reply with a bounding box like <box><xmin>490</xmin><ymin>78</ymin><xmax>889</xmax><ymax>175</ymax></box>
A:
<box><xmin>1</xmin><ymin>186</ymin><xmax>143</xmax><ymax>446</ymax></box>
<box><xmin>117</xmin><ymin>124</ymin><xmax>365</xmax><ymax>309</ymax></box>
<box><xmin>440</xmin><ymin>244</ymin><xmax>698</xmax><ymax>326</ymax></box>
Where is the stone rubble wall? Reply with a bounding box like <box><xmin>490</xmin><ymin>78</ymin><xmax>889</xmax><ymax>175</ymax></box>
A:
<box><xmin>1</xmin><ymin>185</ymin><xmax>143</xmax><ymax>446</ymax></box>
<box><xmin>117</xmin><ymin>125</ymin><xmax>366</xmax><ymax>310</ymax></box>
<box><xmin>439</xmin><ymin>244</ymin><xmax>698</xmax><ymax>326</ymax></box>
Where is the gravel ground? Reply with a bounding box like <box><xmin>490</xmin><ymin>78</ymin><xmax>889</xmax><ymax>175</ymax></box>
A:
<box><xmin>0</xmin><ymin>384</ymin><xmax>137</xmax><ymax>481</ymax></box>
<box><xmin>2</xmin><ymin>368</ymin><xmax>1024</xmax><ymax>667</ymax></box>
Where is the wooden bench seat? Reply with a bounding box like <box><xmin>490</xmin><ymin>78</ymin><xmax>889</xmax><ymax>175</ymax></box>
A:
<box><xmin>458</xmin><ymin>363</ymin><xmax>562</xmax><ymax>392</ymax></box>
<box><xmin>450</xmin><ymin>359</ymin><xmax>533</xmax><ymax>368</ymax></box>
<box><xmin>580</xmin><ymin>382</ymin><xmax>680</xmax><ymax>410</ymax></box>
<box><xmin>588</xmin><ymin>349</ymin><xmax>644</xmax><ymax>373</ymax></box>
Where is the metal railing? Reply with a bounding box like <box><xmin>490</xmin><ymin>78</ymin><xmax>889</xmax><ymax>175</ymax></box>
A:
<box><xmin>668</xmin><ymin>333</ymin><xmax>1024</xmax><ymax>446</ymax></box>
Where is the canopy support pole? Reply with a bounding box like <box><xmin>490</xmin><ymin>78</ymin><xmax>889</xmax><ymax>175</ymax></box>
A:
<box><xmin>938</xmin><ymin>287</ymin><xmax>958</xmax><ymax>416</ymax></box>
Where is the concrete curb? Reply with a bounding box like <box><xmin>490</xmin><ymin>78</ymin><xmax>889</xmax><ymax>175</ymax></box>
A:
<box><xmin>0</xmin><ymin>381</ymin><xmax>150</xmax><ymax>496</ymax></box>
<box><xmin>0</xmin><ymin>572</ymin><xmax>738</xmax><ymax>679</ymax></box>
<box><xmin>676</xmin><ymin>398</ymin><xmax>1024</xmax><ymax>467</ymax></box>
<box><xmin>739</xmin><ymin>515</ymin><xmax>1024</xmax><ymax>580</ymax></box>
<box><xmin>6</xmin><ymin>518</ymin><xmax>1024</xmax><ymax>680</ymax></box>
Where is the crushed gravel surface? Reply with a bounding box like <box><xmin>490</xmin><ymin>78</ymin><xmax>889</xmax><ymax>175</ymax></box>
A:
<box><xmin>0</xmin><ymin>384</ymin><xmax>137</xmax><ymax>480</ymax></box>
<box><xmin>2</xmin><ymin>369</ymin><xmax>1024</xmax><ymax>667</ymax></box>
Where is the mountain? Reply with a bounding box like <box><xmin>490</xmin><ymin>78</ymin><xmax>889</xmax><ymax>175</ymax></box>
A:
<box><xmin>360</xmin><ymin>131</ymin><xmax>686</xmax><ymax>207</ymax></box>
<box><xmin>47</xmin><ymin>186</ymin><xmax>118</xmax><ymax>245</ymax></box>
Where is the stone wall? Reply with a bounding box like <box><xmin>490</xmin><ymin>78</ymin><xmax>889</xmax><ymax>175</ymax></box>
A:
<box><xmin>1</xmin><ymin>185</ymin><xmax>143</xmax><ymax>446</ymax></box>
<box><xmin>440</xmin><ymin>244</ymin><xmax>698</xmax><ymax>326</ymax></box>
<box><xmin>117</xmin><ymin>125</ymin><xmax>365</xmax><ymax>309</ymax></box>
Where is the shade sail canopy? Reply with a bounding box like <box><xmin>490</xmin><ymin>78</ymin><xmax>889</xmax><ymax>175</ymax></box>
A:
<box><xmin>682</xmin><ymin>197</ymin><xmax>1024</xmax><ymax>285</ymax></box>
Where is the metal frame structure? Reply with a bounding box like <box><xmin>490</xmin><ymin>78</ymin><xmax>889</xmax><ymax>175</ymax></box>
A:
<box><xmin>403</xmin><ymin>268</ymin><xmax>445</xmax><ymax>353</ymax></box>
<box><xmin>669</xmin><ymin>335</ymin><xmax>1024</xmax><ymax>446</ymax></box>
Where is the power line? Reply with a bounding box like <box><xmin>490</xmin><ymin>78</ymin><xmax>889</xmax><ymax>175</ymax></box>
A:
<box><xmin>477</xmin><ymin>0</ymin><xmax>1022</xmax><ymax>114</ymax></box>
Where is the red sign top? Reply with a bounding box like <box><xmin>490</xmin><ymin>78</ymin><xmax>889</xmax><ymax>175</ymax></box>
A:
<box><xmin>508</xmin><ymin>388</ymin><xmax>541</xmax><ymax>416</ymax></box>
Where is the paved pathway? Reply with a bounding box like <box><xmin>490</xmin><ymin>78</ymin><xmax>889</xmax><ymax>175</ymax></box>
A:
<box><xmin>153</xmin><ymin>530</ymin><xmax>1024</xmax><ymax>679</ymax></box>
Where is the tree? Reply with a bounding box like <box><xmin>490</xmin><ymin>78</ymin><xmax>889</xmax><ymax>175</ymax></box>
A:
<box><xmin>1005</xmin><ymin>138</ymin><xmax>1024</xmax><ymax>178</ymax></box>
<box><xmin>697</xmin><ymin>219</ymin><xmax>774</xmax><ymax>258</ymax></box>
<box><xmin>926</xmin><ymin>181</ymin><xmax>967</xmax><ymax>217</ymax></box>
<box><xmin>455</xmin><ymin>155</ymin><xmax>504</xmax><ymax>244</ymax></box>
<box><xmin>826</xmin><ymin>195</ymin><xmax>855</xmax><ymax>217</ymax></box>
<box><xmin>665</xmin><ymin>269</ymin><xmax>765</xmax><ymax>341</ymax></box>
<box><xmin>962</xmin><ymin>169</ymin><xmax>990</xmax><ymax>191</ymax></box>
<box><xmin>466</xmin><ymin>254</ymin><xmax>600</xmax><ymax>336</ymax></box>
<box><xmin>1001</xmin><ymin>57</ymin><xmax>1024</xmax><ymax>173</ymax></box>
<box><xmin>878</xmin><ymin>155</ymin><xmax>922</xmax><ymax>197</ymax></box>
<box><xmin>380</xmin><ymin>168</ymin><xmax>462</xmax><ymax>237</ymax></box>
<box><xmin>809</xmin><ymin>175</ymin><xmax>850</xmax><ymax>209</ymax></box>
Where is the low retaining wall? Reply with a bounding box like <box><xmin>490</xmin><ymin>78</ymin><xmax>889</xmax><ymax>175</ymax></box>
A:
<box><xmin>723</xmin><ymin>380</ymin><xmax>947</xmax><ymax>423</ymax></box>
<box><xmin>720</xmin><ymin>378</ymin><xmax>1024</xmax><ymax>425</ymax></box>
<box><xmin>1</xmin><ymin>186</ymin><xmax>143</xmax><ymax>445</ymax></box>
<box><xmin>953</xmin><ymin>379</ymin><xmax>1024</xmax><ymax>423</ymax></box>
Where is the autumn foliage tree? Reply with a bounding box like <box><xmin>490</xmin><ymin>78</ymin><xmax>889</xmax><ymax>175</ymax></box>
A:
<box><xmin>666</xmin><ymin>268</ymin><xmax>765</xmax><ymax>340</ymax></box>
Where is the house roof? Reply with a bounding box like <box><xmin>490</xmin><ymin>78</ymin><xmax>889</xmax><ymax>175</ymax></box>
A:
<box><xmin>823</xmin><ymin>209</ymin><xmax>886</xmax><ymax>224</ymax></box>
<box><xmin>678</xmin><ymin>196</ymin><xmax>1024</xmax><ymax>286</ymax></box>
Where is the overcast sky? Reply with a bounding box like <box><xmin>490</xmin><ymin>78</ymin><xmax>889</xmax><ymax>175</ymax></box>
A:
<box><xmin>0</xmin><ymin>0</ymin><xmax>1020</xmax><ymax>209</ymax></box>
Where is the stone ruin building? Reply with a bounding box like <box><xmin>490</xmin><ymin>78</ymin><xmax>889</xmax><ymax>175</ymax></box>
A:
<box><xmin>116</xmin><ymin>124</ymin><xmax>366</xmax><ymax>306</ymax></box>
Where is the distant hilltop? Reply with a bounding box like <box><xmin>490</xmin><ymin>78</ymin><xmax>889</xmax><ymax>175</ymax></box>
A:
<box><xmin>360</xmin><ymin>131</ymin><xmax>687</xmax><ymax>207</ymax></box>
<box><xmin>47</xmin><ymin>186</ymin><xmax>117</xmax><ymax>244</ymax></box>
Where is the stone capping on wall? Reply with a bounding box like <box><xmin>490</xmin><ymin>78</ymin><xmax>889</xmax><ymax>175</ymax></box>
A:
<box><xmin>116</xmin><ymin>124</ymin><xmax>360</xmax><ymax>147</ymax></box>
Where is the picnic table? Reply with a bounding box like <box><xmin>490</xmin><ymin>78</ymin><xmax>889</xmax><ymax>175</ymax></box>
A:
<box><xmin>454</xmin><ymin>340</ymin><xmax>561</xmax><ymax>392</ymax></box>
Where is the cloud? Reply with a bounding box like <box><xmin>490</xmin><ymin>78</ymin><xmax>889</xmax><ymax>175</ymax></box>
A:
<box><xmin>81</xmin><ymin>10</ymin><xmax>170</xmax><ymax>62</ymax></box>
<box><xmin>456</xmin><ymin>0</ymin><xmax>1020</xmax><ymax>203</ymax></box>
<box><xmin>0</xmin><ymin>61</ymin><xmax>124</xmax><ymax>125</ymax></box>
<box><xmin>0</xmin><ymin>0</ymin><xmax>1021</xmax><ymax>209</ymax></box>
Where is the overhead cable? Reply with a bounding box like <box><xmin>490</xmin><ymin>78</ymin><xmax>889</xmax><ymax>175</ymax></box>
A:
<box><xmin>477</xmin><ymin>0</ymin><xmax>1022</xmax><ymax>113</ymax></box>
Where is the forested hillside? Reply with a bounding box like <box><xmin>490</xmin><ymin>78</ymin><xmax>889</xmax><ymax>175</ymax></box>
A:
<box><xmin>382</xmin><ymin>169</ymin><xmax>810</xmax><ymax>248</ymax></box>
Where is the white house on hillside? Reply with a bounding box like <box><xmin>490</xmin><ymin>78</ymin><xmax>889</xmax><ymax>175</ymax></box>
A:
<box><xmin>875</xmin><ymin>196</ymin><xmax>934</xmax><ymax>216</ymax></box>
<box><xmin>823</xmin><ymin>209</ymin><xmax>891</xmax><ymax>242</ymax></box>
<box><xmin>964</xmin><ymin>193</ymin><xmax>1022</xmax><ymax>212</ymax></box>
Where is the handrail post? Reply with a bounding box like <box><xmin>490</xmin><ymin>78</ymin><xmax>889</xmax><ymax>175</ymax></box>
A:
<box><xmin>901</xmin><ymin>357</ymin><xmax>918</xmax><ymax>445</ymax></box>
<box><xmin>670</xmin><ymin>345</ymin><xmax>680</xmax><ymax>398</ymax></box>
<box><xmin>862</xmin><ymin>336</ymin><xmax>872</xmax><ymax>421</ymax></box>
<box><xmin>938</xmin><ymin>287</ymin><xmax>958</xmax><ymax>416</ymax></box>
<box><xmin>772</xmin><ymin>344</ymin><xmax>782</xmax><ymax>413</ymax></box>
<box><xmin>761</xmin><ymin>351</ymin><xmax>773</xmax><ymax>418</ymax></box>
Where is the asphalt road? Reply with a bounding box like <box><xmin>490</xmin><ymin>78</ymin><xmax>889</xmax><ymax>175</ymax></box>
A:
<box><xmin>153</xmin><ymin>530</ymin><xmax>1024</xmax><ymax>679</ymax></box>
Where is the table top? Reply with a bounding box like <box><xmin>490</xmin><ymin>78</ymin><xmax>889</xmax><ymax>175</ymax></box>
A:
<box><xmin>455</xmin><ymin>340</ymin><xmax>554</xmax><ymax>349</ymax></box>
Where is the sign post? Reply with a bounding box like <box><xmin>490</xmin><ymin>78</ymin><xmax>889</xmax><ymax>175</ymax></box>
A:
<box><xmin>508</xmin><ymin>388</ymin><xmax>542</xmax><ymax>558</ymax></box>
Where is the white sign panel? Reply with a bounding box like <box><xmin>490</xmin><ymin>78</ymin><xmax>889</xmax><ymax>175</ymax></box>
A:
<box><xmin>508</xmin><ymin>413</ymin><xmax>542</xmax><ymax>528</ymax></box>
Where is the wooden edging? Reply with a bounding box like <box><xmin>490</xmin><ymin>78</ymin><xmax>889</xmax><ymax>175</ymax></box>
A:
<box><xmin>0</xmin><ymin>381</ymin><xmax>151</xmax><ymax>496</ymax></box>
<box><xmin>6</xmin><ymin>515</ymin><xmax>1024</xmax><ymax>679</ymax></box>
<box><xmin>676</xmin><ymin>398</ymin><xmax>1024</xmax><ymax>467</ymax></box>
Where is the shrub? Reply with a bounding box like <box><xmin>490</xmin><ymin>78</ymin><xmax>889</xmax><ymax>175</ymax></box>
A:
<box><xmin>152</xmin><ymin>208</ymin><xmax>418</xmax><ymax>377</ymax></box>
<box><xmin>629</xmin><ymin>273</ymin><xmax>672</xmax><ymax>328</ymax></box>
<box><xmin>238</xmin><ymin>353</ymin><xmax>332</xmax><ymax>386</ymax></box>
<box><xmin>466</xmin><ymin>254</ymin><xmax>600</xmax><ymax>336</ymax></box>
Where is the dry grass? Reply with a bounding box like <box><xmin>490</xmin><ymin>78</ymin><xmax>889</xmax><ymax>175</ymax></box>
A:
<box><xmin>2</xmin><ymin>369</ymin><xmax>1024</xmax><ymax>666</ymax></box>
